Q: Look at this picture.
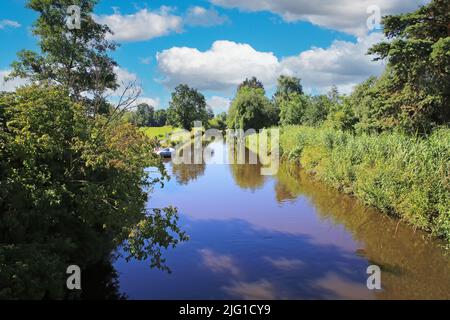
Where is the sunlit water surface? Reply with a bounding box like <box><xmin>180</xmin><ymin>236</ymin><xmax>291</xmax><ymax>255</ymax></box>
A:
<box><xmin>113</xmin><ymin>142</ymin><xmax>450</xmax><ymax>300</ymax></box>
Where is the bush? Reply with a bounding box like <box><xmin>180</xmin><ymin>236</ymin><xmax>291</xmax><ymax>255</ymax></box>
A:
<box><xmin>0</xmin><ymin>85</ymin><xmax>187</xmax><ymax>298</ymax></box>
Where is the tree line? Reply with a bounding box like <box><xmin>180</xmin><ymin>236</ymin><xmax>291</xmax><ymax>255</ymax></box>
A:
<box><xmin>135</xmin><ymin>0</ymin><xmax>448</xmax><ymax>135</ymax></box>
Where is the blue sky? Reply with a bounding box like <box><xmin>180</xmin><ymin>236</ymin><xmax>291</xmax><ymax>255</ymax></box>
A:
<box><xmin>0</xmin><ymin>0</ymin><xmax>428</xmax><ymax>113</ymax></box>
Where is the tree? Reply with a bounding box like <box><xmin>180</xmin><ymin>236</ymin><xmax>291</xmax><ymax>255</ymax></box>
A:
<box><xmin>132</xmin><ymin>103</ymin><xmax>155</xmax><ymax>127</ymax></box>
<box><xmin>8</xmin><ymin>0</ymin><xmax>119</xmax><ymax>112</ymax></box>
<box><xmin>0</xmin><ymin>85</ymin><xmax>188</xmax><ymax>298</ymax></box>
<box><xmin>227</xmin><ymin>86</ymin><xmax>273</xmax><ymax>130</ymax></box>
<box><xmin>303</xmin><ymin>95</ymin><xmax>332</xmax><ymax>126</ymax></box>
<box><xmin>274</xmin><ymin>75</ymin><xmax>303</xmax><ymax>101</ymax></box>
<box><xmin>206</xmin><ymin>105</ymin><xmax>215</xmax><ymax>120</ymax></box>
<box><xmin>279</xmin><ymin>92</ymin><xmax>309</xmax><ymax>126</ymax></box>
<box><xmin>167</xmin><ymin>84</ymin><xmax>208</xmax><ymax>130</ymax></box>
<box><xmin>238</xmin><ymin>76</ymin><xmax>265</xmax><ymax>92</ymax></box>
<box><xmin>274</xmin><ymin>76</ymin><xmax>305</xmax><ymax>126</ymax></box>
<box><xmin>208</xmin><ymin>112</ymin><xmax>227</xmax><ymax>131</ymax></box>
<box><xmin>154</xmin><ymin>109</ymin><xmax>168</xmax><ymax>127</ymax></box>
<box><xmin>367</xmin><ymin>0</ymin><xmax>450</xmax><ymax>133</ymax></box>
<box><xmin>0</xmin><ymin>0</ymin><xmax>187</xmax><ymax>298</ymax></box>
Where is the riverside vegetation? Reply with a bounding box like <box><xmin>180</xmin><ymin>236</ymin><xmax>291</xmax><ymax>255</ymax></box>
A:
<box><xmin>121</xmin><ymin>0</ymin><xmax>450</xmax><ymax>243</ymax></box>
<box><xmin>0</xmin><ymin>0</ymin><xmax>187</xmax><ymax>299</ymax></box>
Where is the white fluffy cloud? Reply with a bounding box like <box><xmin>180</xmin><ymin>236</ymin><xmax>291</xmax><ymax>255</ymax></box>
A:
<box><xmin>210</xmin><ymin>0</ymin><xmax>428</xmax><ymax>36</ymax></box>
<box><xmin>157</xmin><ymin>40</ymin><xmax>280</xmax><ymax>91</ymax></box>
<box><xmin>186</xmin><ymin>6</ymin><xmax>229</xmax><ymax>26</ymax></box>
<box><xmin>0</xmin><ymin>19</ymin><xmax>21</xmax><ymax>29</ymax></box>
<box><xmin>135</xmin><ymin>97</ymin><xmax>161</xmax><ymax>108</ymax></box>
<box><xmin>157</xmin><ymin>35</ymin><xmax>385</xmax><ymax>94</ymax></box>
<box><xmin>0</xmin><ymin>70</ymin><xmax>28</xmax><ymax>92</ymax></box>
<box><xmin>207</xmin><ymin>96</ymin><xmax>231</xmax><ymax>112</ymax></box>
<box><xmin>94</xmin><ymin>7</ymin><xmax>182</xmax><ymax>42</ymax></box>
<box><xmin>280</xmin><ymin>32</ymin><xmax>386</xmax><ymax>93</ymax></box>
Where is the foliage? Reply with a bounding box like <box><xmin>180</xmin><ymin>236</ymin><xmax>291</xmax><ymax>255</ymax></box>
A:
<box><xmin>365</xmin><ymin>0</ymin><xmax>450</xmax><ymax>133</ymax></box>
<box><xmin>303</xmin><ymin>95</ymin><xmax>332</xmax><ymax>126</ymax></box>
<box><xmin>167</xmin><ymin>84</ymin><xmax>209</xmax><ymax>130</ymax></box>
<box><xmin>8</xmin><ymin>0</ymin><xmax>118</xmax><ymax>105</ymax></box>
<box><xmin>0</xmin><ymin>85</ymin><xmax>188</xmax><ymax>299</ymax></box>
<box><xmin>132</xmin><ymin>103</ymin><xmax>155</xmax><ymax>127</ymax></box>
<box><xmin>154</xmin><ymin>109</ymin><xmax>168</xmax><ymax>127</ymax></box>
<box><xmin>279</xmin><ymin>125</ymin><xmax>450</xmax><ymax>243</ymax></box>
<box><xmin>208</xmin><ymin>112</ymin><xmax>227</xmax><ymax>131</ymax></box>
<box><xmin>279</xmin><ymin>92</ymin><xmax>309</xmax><ymax>126</ymax></box>
<box><xmin>227</xmin><ymin>86</ymin><xmax>274</xmax><ymax>130</ymax></box>
<box><xmin>237</xmin><ymin>76</ymin><xmax>265</xmax><ymax>92</ymax></box>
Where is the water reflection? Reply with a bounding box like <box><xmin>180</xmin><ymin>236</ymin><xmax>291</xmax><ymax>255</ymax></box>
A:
<box><xmin>114</xmin><ymin>142</ymin><xmax>450</xmax><ymax>300</ymax></box>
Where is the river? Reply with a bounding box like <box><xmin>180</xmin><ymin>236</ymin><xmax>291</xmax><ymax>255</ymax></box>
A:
<box><xmin>113</xmin><ymin>141</ymin><xmax>450</xmax><ymax>299</ymax></box>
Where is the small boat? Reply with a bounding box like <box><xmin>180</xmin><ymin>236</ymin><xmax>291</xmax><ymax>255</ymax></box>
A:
<box><xmin>156</xmin><ymin>147</ymin><xmax>175</xmax><ymax>158</ymax></box>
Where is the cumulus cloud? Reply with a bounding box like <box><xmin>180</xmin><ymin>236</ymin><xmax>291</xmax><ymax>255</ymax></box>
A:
<box><xmin>186</xmin><ymin>6</ymin><xmax>229</xmax><ymax>26</ymax></box>
<box><xmin>94</xmin><ymin>7</ymin><xmax>183</xmax><ymax>42</ymax></box>
<box><xmin>207</xmin><ymin>96</ymin><xmax>231</xmax><ymax>112</ymax></box>
<box><xmin>0</xmin><ymin>19</ymin><xmax>21</xmax><ymax>29</ymax></box>
<box><xmin>0</xmin><ymin>70</ymin><xmax>28</xmax><ymax>92</ymax></box>
<box><xmin>210</xmin><ymin>0</ymin><xmax>428</xmax><ymax>36</ymax></box>
<box><xmin>280</xmin><ymin>32</ymin><xmax>386</xmax><ymax>93</ymax></box>
<box><xmin>135</xmin><ymin>97</ymin><xmax>161</xmax><ymax>108</ymax></box>
<box><xmin>157</xmin><ymin>40</ymin><xmax>280</xmax><ymax>91</ymax></box>
<box><xmin>156</xmin><ymin>35</ymin><xmax>385</xmax><ymax>94</ymax></box>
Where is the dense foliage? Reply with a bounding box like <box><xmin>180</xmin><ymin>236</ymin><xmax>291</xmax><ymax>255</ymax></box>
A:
<box><xmin>227</xmin><ymin>81</ymin><xmax>278</xmax><ymax>130</ymax></box>
<box><xmin>237</xmin><ymin>0</ymin><xmax>450</xmax><ymax>244</ymax></box>
<box><xmin>167</xmin><ymin>84</ymin><xmax>209</xmax><ymax>130</ymax></box>
<box><xmin>9</xmin><ymin>0</ymin><xmax>118</xmax><ymax>106</ymax></box>
<box><xmin>279</xmin><ymin>125</ymin><xmax>450</xmax><ymax>243</ymax></box>
<box><xmin>0</xmin><ymin>0</ymin><xmax>187</xmax><ymax>299</ymax></box>
<box><xmin>363</xmin><ymin>0</ymin><xmax>450</xmax><ymax>133</ymax></box>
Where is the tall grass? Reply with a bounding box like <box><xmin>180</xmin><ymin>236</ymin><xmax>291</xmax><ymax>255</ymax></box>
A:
<box><xmin>280</xmin><ymin>125</ymin><xmax>450</xmax><ymax>243</ymax></box>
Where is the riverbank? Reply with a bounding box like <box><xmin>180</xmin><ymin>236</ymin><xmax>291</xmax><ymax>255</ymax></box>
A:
<box><xmin>249</xmin><ymin>126</ymin><xmax>450</xmax><ymax>244</ymax></box>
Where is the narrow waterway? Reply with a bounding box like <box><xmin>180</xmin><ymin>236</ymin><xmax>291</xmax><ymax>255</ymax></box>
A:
<box><xmin>114</xmin><ymin>142</ymin><xmax>450</xmax><ymax>299</ymax></box>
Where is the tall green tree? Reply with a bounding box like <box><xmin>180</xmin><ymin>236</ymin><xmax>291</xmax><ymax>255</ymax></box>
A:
<box><xmin>154</xmin><ymin>109</ymin><xmax>168</xmax><ymax>127</ymax></box>
<box><xmin>8</xmin><ymin>0</ymin><xmax>118</xmax><ymax>108</ymax></box>
<box><xmin>274</xmin><ymin>76</ymin><xmax>305</xmax><ymax>126</ymax></box>
<box><xmin>279</xmin><ymin>92</ymin><xmax>309</xmax><ymax>126</ymax></box>
<box><xmin>367</xmin><ymin>0</ymin><xmax>450</xmax><ymax>133</ymax></box>
<box><xmin>227</xmin><ymin>86</ymin><xmax>273</xmax><ymax>130</ymax></box>
<box><xmin>274</xmin><ymin>75</ymin><xmax>303</xmax><ymax>101</ymax></box>
<box><xmin>167</xmin><ymin>84</ymin><xmax>208</xmax><ymax>130</ymax></box>
<box><xmin>132</xmin><ymin>103</ymin><xmax>155</xmax><ymax>127</ymax></box>
<box><xmin>238</xmin><ymin>76</ymin><xmax>265</xmax><ymax>92</ymax></box>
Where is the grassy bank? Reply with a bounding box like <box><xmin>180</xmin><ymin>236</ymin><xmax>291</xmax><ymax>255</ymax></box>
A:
<box><xmin>141</xmin><ymin>126</ymin><xmax>175</xmax><ymax>140</ymax></box>
<box><xmin>264</xmin><ymin>126</ymin><xmax>450</xmax><ymax>243</ymax></box>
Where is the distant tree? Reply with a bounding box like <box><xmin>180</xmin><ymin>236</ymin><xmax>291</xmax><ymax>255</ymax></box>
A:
<box><xmin>227</xmin><ymin>86</ymin><xmax>273</xmax><ymax>130</ymax></box>
<box><xmin>367</xmin><ymin>0</ymin><xmax>450</xmax><ymax>133</ymax></box>
<box><xmin>206</xmin><ymin>106</ymin><xmax>215</xmax><ymax>120</ymax></box>
<box><xmin>274</xmin><ymin>75</ymin><xmax>303</xmax><ymax>101</ymax></box>
<box><xmin>154</xmin><ymin>109</ymin><xmax>168</xmax><ymax>127</ymax></box>
<box><xmin>167</xmin><ymin>84</ymin><xmax>208</xmax><ymax>130</ymax></box>
<box><xmin>279</xmin><ymin>92</ymin><xmax>309</xmax><ymax>126</ymax></box>
<box><xmin>238</xmin><ymin>77</ymin><xmax>265</xmax><ymax>92</ymax></box>
<box><xmin>208</xmin><ymin>112</ymin><xmax>228</xmax><ymax>131</ymax></box>
<box><xmin>303</xmin><ymin>95</ymin><xmax>332</xmax><ymax>126</ymax></box>
<box><xmin>273</xmin><ymin>76</ymin><xmax>304</xmax><ymax>126</ymax></box>
<box><xmin>132</xmin><ymin>103</ymin><xmax>155</xmax><ymax>127</ymax></box>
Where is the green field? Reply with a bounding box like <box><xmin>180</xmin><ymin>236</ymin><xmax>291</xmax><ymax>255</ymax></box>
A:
<box><xmin>141</xmin><ymin>126</ymin><xmax>175</xmax><ymax>140</ymax></box>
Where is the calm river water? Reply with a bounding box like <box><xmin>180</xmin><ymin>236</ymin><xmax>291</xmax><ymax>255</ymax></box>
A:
<box><xmin>113</xmin><ymin>142</ymin><xmax>450</xmax><ymax>299</ymax></box>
